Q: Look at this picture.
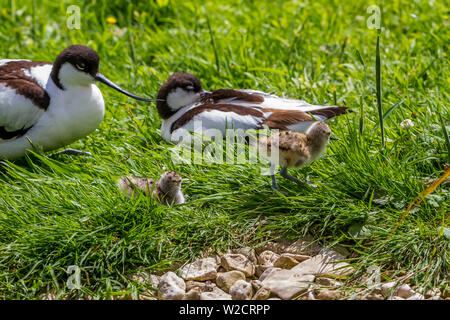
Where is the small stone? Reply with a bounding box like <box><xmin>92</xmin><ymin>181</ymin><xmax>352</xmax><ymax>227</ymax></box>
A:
<box><xmin>259</xmin><ymin>267</ymin><xmax>282</xmax><ymax>282</ymax></box>
<box><xmin>261</xmin><ymin>268</ymin><xmax>315</xmax><ymax>300</ymax></box>
<box><xmin>257</xmin><ymin>250</ymin><xmax>280</xmax><ymax>266</ymax></box>
<box><xmin>182</xmin><ymin>288</ymin><xmax>201</xmax><ymax>300</ymax></box>
<box><xmin>221</xmin><ymin>253</ymin><xmax>255</xmax><ymax>277</ymax></box>
<box><xmin>131</xmin><ymin>271</ymin><xmax>160</xmax><ymax>297</ymax></box>
<box><xmin>251</xmin><ymin>280</ymin><xmax>263</xmax><ymax>291</ymax></box>
<box><xmin>290</xmin><ymin>253</ymin><xmax>354</xmax><ymax>277</ymax></box>
<box><xmin>380</xmin><ymin>281</ymin><xmax>397</xmax><ymax>296</ymax></box>
<box><xmin>185</xmin><ymin>280</ymin><xmax>215</xmax><ymax>292</ymax></box>
<box><xmin>273</xmin><ymin>255</ymin><xmax>299</xmax><ymax>269</ymax></box>
<box><xmin>406</xmin><ymin>293</ymin><xmax>424</xmax><ymax>300</ymax></box>
<box><xmin>255</xmin><ymin>265</ymin><xmax>270</xmax><ymax>277</ymax></box>
<box><xmin>396</xmin><ymin>284</ymin><xmax>415</xmax><ymax>299</ymax></box>
<box><xmin>252</xmin><ymin>286</ymin><xmax>271</xmax><ymax>300</ymax></box>
<box><xmin>179</xmin><ymin>257</ymin><xmax>218</xmax><ymax>281</ymax></box>
<box><xmin>229</xmin><ymin>280</ymin><xmax>253</xmax><ymax>300</ymax></box>
<box><xmin>158</xmin><ymin>272</ymin><xmax>186</xmax><ymax>300</ymax></box>
<box><xmin>424</xmin><ymin>288</ymin><xmax>440</xmax><ymax>298</ymax></box>
<box><xmin>286</xmin><ymin>239</ymin><xmax>323</xmax><ymax>256</ymax></box>
<box><xmin>366</xmin><ymin>293</ymin><xmax>384</xmax><ymax>300</ymax></box>
<box><xmin>256</xmin><ymin>238</ymin><xmax>323</xmax><ymax>256</ymax></box>
<box><xmin>138</xmin><ymin>294</ymin><xmax>157</xmax><ymax>300</ymax></box>
<box><xmin>41</xmin><ymin>291</ymin><xmax>57</xmax><ymax>300</ymax></box>
<box><xmin>316</xmin><ymin>288</ymin><xmax>343</xmax><ymax>300</ymax></box>
<box><xmin>307</xmin><ymin>290</ymin><xmax>316</xmax><ymax>300</ymax></box>
<box><xmin>200</xmin><ymin>286</ymin><xmax>232</xmax><ymax>300</ymax></box>
<box><xmin>280</xmin><ymin>253</ymin><xmax>311</xmax><ymax>262</ymax></box>
<box><xmin>231</xmin><ymin>247</ymin><xmax>257</xmax><ymax>264</ymax></box>
<box><xmin>427</xmin><ymin>296</ymin><xmax>441</xmax><ymax>300</ymax></box>
<box><xmin>131</xmin><ymin>271</ymin><xmax>160</xmax><ymax>289</ymax></box>
<box><xmin>387</xmin><ymin>296</ymin><xmax>405</xmax><ymax>300</ymax></box>
<box><xmin>315</xmin><ymin>277</ymin><xmax>343</xmax><ymax>288</ymax></box>
<box><xmin>216</xmin><ymin>271</ymin><xmax>246</xmax><ymax>293</ymax></box>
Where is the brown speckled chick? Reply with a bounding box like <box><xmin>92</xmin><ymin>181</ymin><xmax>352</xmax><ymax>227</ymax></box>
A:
<box><xmin>258</xmin><ymin>121</ymin><xmax>332</xmax><ymax>192</ymax></box>
<box><xmin>118</xmin><ymin>171</ymin><xmax>185</xmax><ymax>205</ymax></box>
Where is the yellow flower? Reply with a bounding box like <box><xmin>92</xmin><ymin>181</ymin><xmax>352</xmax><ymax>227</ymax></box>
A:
<box><xmin>106</xmin><ymin>17</ymin><xmax>117</xmax><ymax>24</ymax></box>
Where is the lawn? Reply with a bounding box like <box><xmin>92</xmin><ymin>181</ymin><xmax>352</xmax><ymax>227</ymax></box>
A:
<box><xmin>0</xmin><ymin>0</ymin><xmax>448</xmax><ymax>299</ymax></box>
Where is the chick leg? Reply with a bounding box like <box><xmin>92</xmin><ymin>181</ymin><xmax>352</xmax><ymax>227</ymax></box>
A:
<box><xmin>270</xmin><ymin>162</ymin><xmax>285</xmax><ymax>194</ymax></box>
<box><xmin>280</xmin><ymin>166</ymin><xmax>304</xmax><ymax>185</ymax></box>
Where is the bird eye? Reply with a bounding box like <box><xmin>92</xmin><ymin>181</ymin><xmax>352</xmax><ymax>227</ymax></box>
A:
<box><xmin>75</xmin><ymin>62</ymin><xmax>86</xmax><ymax>70</ymax></box>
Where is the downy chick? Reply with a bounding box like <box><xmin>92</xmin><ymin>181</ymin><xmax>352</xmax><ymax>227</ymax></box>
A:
<box><xmin>118</xmin><ymin>171</ymin><xmax>185</xmax><ymax>205</ymax></box>
<box><xmin>258</xmin><ymin>121</ymin><xmax>333</xmax><ymax>192</ymax></box>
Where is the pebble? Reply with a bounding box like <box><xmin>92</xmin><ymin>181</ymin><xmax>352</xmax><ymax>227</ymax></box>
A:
<box><xmin>200</xmin><ymin>286</ymin><xmax>232</xmax><ymax>300</ymax></box>
<box><xmin>406</xmin><ymin>293</ymin><xmax>425</xmax><ymax>300</ymax></box>
<box><xmin>231</xmin><ymin>247</ymin><xmax>258</xmax><ymax>264</ymax></box>
<box><xmin>182</xmin><ymin>288</ymin><xmax>202</xmax><ymax>300</ymax></box>
<box><xmin>316</xmin><ymin>288</ymin><xmax>343</xmax><ymax>300</ymax></box>
<box><xmin>179</xmin><ymin>257</ymin><xmax>218</xmax><ymax>281</ymax></box>
<box><xmin>185</xmin><ymin>280</ymin><xmax>215</xmax><ymax>292</ymax></box>
<box><xmin>396</xmin><ymin>284</ymin><xmax>415</xmax><ymax>299</ymax></box>
<box><xmin>380</xmin><ymin>281</ymin><xmax>396</xmax><ymax>296</ymax></box>
<box><xmin>229</xmin><ymin>279</ymin><xmax>253</xmax><ymax>300</ymax></box>
<box><xmin>273</xmin><ymin>255</ymin><xmax>299</xmax><ymax>269</ymax></box>
<box><xmin>252</xmin><ymin>286</ymin><xmax>271</xmax><ymax>300</ymax></box>
<box><xmin>261</xmin><ymin>268</ymin><xmax>315</xmax><ymax>300</ymax></box>
<box><xmin>221</xmin><ymin>253</ymin><xmax>255</xmax><ymax>277</ymax></box>
<box><xmin>216</xmin><ymin>270</ymin><xmax>246</xmax><ymax>293</ymax></box>
<box><xmin>257</xmin><ymin>250</ymin><xmax>280</xmax><ymax>266</ymax></box>
<box><xmin>315</xmin><ymin>277</ymin><xmax>343</xmax><ymax>288</ymax></box>
<box><xmin>259</xmin><ymin>267</ymin><xmax>282</xmax><ymax>282</ymax></box>
<box><xmin>158</xmin><ymin>272</ymin><xmax>186</xmax><ymax>300</ymax></box>
<box><xmin>366</xmin><ymin>293</ymin><xmax>384</xmax><ymax>300</ymax></box>
<box><xmin>387</xmin><ymin>296</ymin><xmax>405</xmax><ymax>300</ymax></box>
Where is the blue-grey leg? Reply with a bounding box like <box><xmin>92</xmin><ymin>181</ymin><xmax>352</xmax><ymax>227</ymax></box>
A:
<box><xmin>270</xmin><ymin>162</ymin><xmax>285</xmax><ymax>194</ymax></box>
<box><xmin>279</xmin><ymin>166</ymin><xmax>304</xmax><ymax>185</ymax></box>
<box><xmin>52</xmin><ymin>148</ymin><xmax>92</xmax><ymax>157</ymax></box>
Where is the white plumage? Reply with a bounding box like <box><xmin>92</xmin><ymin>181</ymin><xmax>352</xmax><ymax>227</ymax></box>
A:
<box><xmin>0</xmin><ymin>45</ymin><xmax>155</xmax><ymax>160</ymax></box>
<box><xmin>155</xmin><ymin>73</ymin><xmax>348</xmax><ymax>143</ymax></box>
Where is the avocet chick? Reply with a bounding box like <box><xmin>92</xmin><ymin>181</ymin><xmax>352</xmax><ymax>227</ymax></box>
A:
<box><xmin>118</xmin><ymin>171</ymin><xmax>185</xmax><ymax>205</ymax></box>
<box><xmin>258</xmin><ymin>121</ymin><xmax>334</xmax><ymax>192</ymax></box>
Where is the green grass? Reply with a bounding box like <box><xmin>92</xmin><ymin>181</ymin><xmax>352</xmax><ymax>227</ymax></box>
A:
<box><xmin>0</xmin><ymin>0</ymin><xmax>449</xmax><ymax>299</ymax></box>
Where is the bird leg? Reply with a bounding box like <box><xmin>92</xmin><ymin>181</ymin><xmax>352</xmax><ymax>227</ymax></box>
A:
<box><xmin>270</xmin><ymin>162</ymin><xmax>286</xmax><ymax>194</ymax></box>
<box><xmin>51</xmin><ymin>148</ymin><xmax>92</xmax><ymax>157</ymax></box>
<box><xmin>279</xmin><ymin>166</ymin><xmax>304</xmax><ymax>185</ymax></box>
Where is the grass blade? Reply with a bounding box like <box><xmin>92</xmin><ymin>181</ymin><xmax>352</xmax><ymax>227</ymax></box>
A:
<box><xmin>206</xmin><ymin>15</ymin><xmax>220</xmax><ymax>74</ymax></box>
<box><xmin>438</xmin><ymin>113</ymin><xmax>450</xmax><ymax>163</ymax></box>
<box><xmin>375</xmin><ymin>30</ymin><xmax>384</xmax><ymax>148</ymax></box>
<box><xmin>391</xmin><ymin>165</ymin><xmax>450</xmax><ymax>235</ymax></box>
<box><xmin>372</xmin><ymin>98</ymin><xmax>406</xmax><ymax>130</ymax></box>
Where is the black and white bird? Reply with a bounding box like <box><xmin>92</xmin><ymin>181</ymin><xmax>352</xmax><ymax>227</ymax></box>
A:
<box><xmin>0</xmin><ymin>45</ymin><xmax>156</xmax><ymax>160</ymax></box>
<box><xmin>155</xmin><ymin>73</ymin><xmax>348</xmax><ymax>142</ymax></box>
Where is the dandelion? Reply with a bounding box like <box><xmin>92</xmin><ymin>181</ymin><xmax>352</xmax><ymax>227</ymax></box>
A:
<box><xmin>106</xmin><ymin>17</ymin><xmax>117</xmax><ymax>24</ymax></box>
<box><xmin>400</xmin><ymin>119</ymin><xmax>414</xmax><ymax>130</ymax></box>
